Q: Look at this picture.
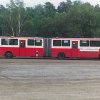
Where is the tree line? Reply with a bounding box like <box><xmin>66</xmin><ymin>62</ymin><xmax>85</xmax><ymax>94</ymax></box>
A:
<box><xmin>0</xmin><ymin>0</ymin><xmax>100</xmax><ymax>38</ymax></box>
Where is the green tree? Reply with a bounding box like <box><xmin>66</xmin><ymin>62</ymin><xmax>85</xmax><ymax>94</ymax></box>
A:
<box><xmin>3</xmin><ymin>0</ymin><xmax>26</xmax><ymax>36</ymax></box>
<box><xmin>0</xmin><ymin>5</ymin><xmax>5</xmax><ymax>36</ymax></box>
<box><xmin>0</xmin><ymin>0</ymin><xmax>100</xmax><ymax>37</ymax></box>
<box><xmin>44</xmin><ymin>2</ymin><xmax>56</xmax><ymax>17</ymax></box>
<box><xmin>57</xmin><ymin>0</ymin><xmax>72</xmax><ymax>13</ymax></box>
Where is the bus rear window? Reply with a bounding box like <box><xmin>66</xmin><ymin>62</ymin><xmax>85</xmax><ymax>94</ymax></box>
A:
<box><xmin>80</xmin><ymin>40</ymin><xmax>89</xmax><ymax>47</ymax></box>
<box><xmin>53</xmin><ymin>40</ymin><xmax>61</xmax><ymax>46</ymax></box>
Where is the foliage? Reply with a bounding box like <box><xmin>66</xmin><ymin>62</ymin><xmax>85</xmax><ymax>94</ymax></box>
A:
<box><xmin>0</xmin><ymin>0</ymin><xmax>100</xmax><ymax>37</ymax></box>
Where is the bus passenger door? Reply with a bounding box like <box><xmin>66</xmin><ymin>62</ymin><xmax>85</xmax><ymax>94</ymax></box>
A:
<box><xmin>71</xmin><ymin>41</ymin><xmax>78</xmax><ymax>58</ymax></box>
<box><xmin>19</xmin><ymin>40</ymin><xmax>26</xmax><ymax>56</ymax></box>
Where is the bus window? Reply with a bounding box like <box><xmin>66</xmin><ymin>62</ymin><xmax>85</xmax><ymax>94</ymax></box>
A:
<box><xmin>72</xmin><ymin>41</ymin><xmax>78</xmax><ymax>48</ymax></box>
<box><xmin>90</xmin><ymin>41</ymin><xmax>100</xmax><ymax>47</ymax></box>
<box><xmin>1</xmin><ymin>39</ymin><xmax>9</xmax><ymax>45</ymax></box>
<box><xmin>35</xmin><ymin>40</ymin><xmax>42</xmax><ymax>46</ymax></box>
<box><xmin>53</xmin><ymin>40</ymin><xmax>61</xmax><ymax>46</ymax></box>
<box><xmin>62</xmin><ymin>40</ymin><xmax>70</xmax><ymax>46</ymax></box>
<box><xmin>28</xmin><ymin>39</ymin><xmax>34</xmax><ymax>46</ymax></box>
<box><xmin>9</xmin><ymin>39</ymin><xmax>18</xmax><ymax>45</ymax></box>
<box><xmin>80</xmin><ymin>40</ymin><xmax>89</xmax><ymax>47</ymax></box>
<box><xmin>20</xmin><ymin>40</ymin><xmax>25</xmax><ymax>48</ymax></box>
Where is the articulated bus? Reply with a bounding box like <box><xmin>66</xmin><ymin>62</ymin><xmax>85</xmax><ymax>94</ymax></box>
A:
<box><xmin>0</xmin><ymin>36</ymin><xmax>100</xmax><ymax>59</ymax></box>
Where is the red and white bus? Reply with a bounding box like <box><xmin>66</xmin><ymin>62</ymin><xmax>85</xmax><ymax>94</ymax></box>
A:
<box><xmin>0</xmin><ymin>36</ymin><xmax>44</xmax><ymax>58</ymax></box>
<box><xmin>51</xmin><ymin>38</ymin><xmax>100</xmax><ymax>59</ymax></box>
<box><xmin>0</xmin><ymin>36</ymin><xmax>100</xmax><ymax>59</ymax></box>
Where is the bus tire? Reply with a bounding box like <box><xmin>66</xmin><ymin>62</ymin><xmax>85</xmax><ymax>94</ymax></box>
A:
<box><xmin>99</xmin><ymin>54</ymin><xmax>100</xmax><ymax>59</ymax></box>
<box><xmin>57</xmin><ymin>53</ymin><xmax>65</xmax><ymax>60</ymax></box>
<box><xmin>5</xmin><ymin>52</ymin><xmax>13</xmax><ymax>58</ymax></box>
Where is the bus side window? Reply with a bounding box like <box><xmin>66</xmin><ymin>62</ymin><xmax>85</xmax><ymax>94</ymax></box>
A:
<box><xmin>80</xmin><ymin>40</ymin><xmax>89</xmax><ymax>47</ymax></box>
<box><xmin>53</xmin><ymin>40</ymin><xmax>61</xmax><ymax>46</ymax></box>
<box><xmin>28</xmin><ymin>39</ymin><xmax>34</xmax><ymax>46</ymax></box>
<box><xmin>35</xmin><ymin>40</ymin><xmax>42</xmax><ymax>46</ymax></box>
<box><xmin>1</xmin><ymin>39</ymin><xmax>9</xmax><ymax>45</ymax></box>
<box><xmin>62</xmin><ymin>40</ymin><xmax>70</xmax><ymax>46</ymax></box>
<box><xmin>72</xmin><ymin>41</ymin><xmax>78</xmax><ymax>48</ymax></box>
<box><xmin>90</xmin><ymin>41</ymin><xmax>100</xmax><ymax>47</ymax></box>
<box><xmin>9</xmin><ymin>39</ymin><xmax>18</xmax><ymax>45</ymax></box>
<box><xmin>20</xmin><ymin>40</ymin><xmax>25</xmax><ymax>48</ymax></box>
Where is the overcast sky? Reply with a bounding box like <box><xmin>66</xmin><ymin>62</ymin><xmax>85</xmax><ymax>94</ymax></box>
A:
<box><xmin>0</xmin><ymin>0</ymin><xmax>100</xmax><ymax>7</ymax></box>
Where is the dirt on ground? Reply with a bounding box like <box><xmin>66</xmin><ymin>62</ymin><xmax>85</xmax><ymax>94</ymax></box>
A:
<box><xmin>0</xmin><ymin>59</ymin><xmax>100</xmax><ymax>100</ymax></box>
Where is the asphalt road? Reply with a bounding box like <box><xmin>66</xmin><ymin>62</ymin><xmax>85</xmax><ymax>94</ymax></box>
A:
<box><xmin>0</xmin><ymin>59</ymin><xmax>100</xmax><ymax>100</ymax></box>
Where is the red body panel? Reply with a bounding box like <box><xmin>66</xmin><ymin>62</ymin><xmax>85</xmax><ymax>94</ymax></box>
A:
<box><xmin>51</xmin><ymin>48</ymin><xmax>100</xmax><ymax>58</ymax></box>
<box><xmin>71</xmin><ymin>49</ymin><xmax>79</xmax><ymax>58</ymax></box>
<box><xmin>51</xmin><ymin>48</ymin><xmax>72</xmax><ymax>58</ymax></box>
<box><xmin>0</xmin><ymin>47</ymin><xmax>44</xmax><ymax>57</ymax></box>
<box><xmin>19</xmin><ymin>48</ymin><xmax>26</xmax><ymax>56</ymax></box>
<box><xmin>0</xmin><ymin>47</ymin><xmax>19</xmax><ymax>56</ymax></box>
<box><xmin>78</xmin><ymin>51</ymin><xmax>99</xmax><ymax>58</ymax></box>
<box><xmin>26</xmin><ymin>48</ymin><xmax>44</xmax><ymax>57</ymax></box>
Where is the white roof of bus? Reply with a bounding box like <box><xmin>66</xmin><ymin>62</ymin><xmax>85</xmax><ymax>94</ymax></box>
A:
<box><xmin>52</xmin><ymin>38</ymin><xmax>100</xmax><ymax>40</ymax></box>
<box><xmin>1</xmin><ymin>36</ymin><xmax>100</xmax><ymax>40</ymax></box>
<box><xmin>0</xmin><ymin>36</ymin><xmax>43</xmax><ymax>39</ymax></box>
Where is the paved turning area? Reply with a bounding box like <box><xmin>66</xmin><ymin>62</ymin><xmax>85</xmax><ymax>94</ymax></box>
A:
<box><xmin>0</xmin><ymin>59</ymin><xmax>100</xmax><ymax>100</ymax></box>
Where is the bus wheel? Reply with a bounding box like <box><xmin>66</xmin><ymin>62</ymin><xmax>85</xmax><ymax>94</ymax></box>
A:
<box><xmin>57</xmin><ymin>53</ymin><xmax>65</xmax><ymax>60</ymax></box>
<box><xmin>99</xmin><ymin>54</ymin><xmax>100</xmax><ymax>59</ymax></box>
<box><xmin>5</xmin><ymin>52</ymin><xmax>13</xmax><ymax>58</ymax></box>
